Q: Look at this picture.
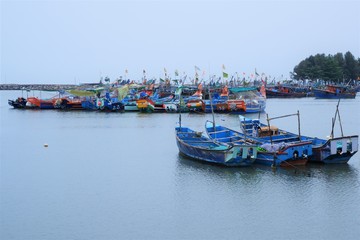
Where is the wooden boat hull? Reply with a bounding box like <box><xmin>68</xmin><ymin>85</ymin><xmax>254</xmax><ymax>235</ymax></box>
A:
<box><xmin>266</xmin><ymin>89</ymin><xmax>309</xmax><ymax>98</ymax></box>
<box><xmin>123</xmin><ymin>102</ymin><xmax>139</xmax><ymax>111</ymax></box>
<box><xmin>27</xmin><ymin>97</ymin><xmax>55</xmax><ymax>109</ymax></box>
<box><xmin>54</xmin><ymin>98</ymin><xmax>83</xmax><ymax>110</ymax></box>
<box><xmin>313</xmin><ymin>88</ymin><xmax>356</xmax><ymax>99</ymax></box>
<box><xmin>205</xmin><ymin>121</ymin><xmax>312</xmax><ymax>167</ymax></box>
<box><xmin>186</xmin><ymin>99</ymin><xmax>203</xmax><ymax>112</ymax></box>
<box><xmin>176</xmin><ymin>127</ymin><xmax>256</xmax><ymax>167</ymax></box>
<box><xmin>309</xmin><ymin>136</ymin><xmax>358</xmax><ymax>163</ymax></box>
<box><xmin>81</xmin><ymin>99</ymin><xmax>97</xmax><ymax>110</ymax></box>
<box><xmin>227</xmin><ymin>100</ymin><xmax>247</xmax><ymax>113</ymax></box>
<box><xmin>136</xmin><ymin>99</ymin><xmax>155</xmax><ymax>112</ymax></box>
<box><xmin>239</xmin><ymin>115</ymin><xmax>359</xmax><ymax>164</ymax></box>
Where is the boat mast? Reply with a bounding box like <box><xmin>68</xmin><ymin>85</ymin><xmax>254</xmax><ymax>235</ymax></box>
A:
<box><xmin>178</xmin><ymin>92</ymin><xmax>182</xmax><ymax>129</ymax></box>
<box><xmin>266</xmin><ymin>112</ymin><xmax>302</xmax><ymax>142</ymax></box>
<box><xmin>297</xmin><ymin>110</ymin><xmax>301</xmax><ymax>141</ymax></box>
<box><xmin>330</xmin><ymin>99</ymin><xmax>343</xmax><ymax>138</ymax></box>
<box><xmin>266</xmin><ymin>113</ymin><xmax>273</xmax><ymax>144</ymax></box>
<box><xmin>208</xmin><ymin>84</ymin><xmax>216</xmax><ymax>130</ymax></box>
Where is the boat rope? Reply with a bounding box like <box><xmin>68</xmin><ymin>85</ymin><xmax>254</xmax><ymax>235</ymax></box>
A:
<box><xmin>281</xmin><ymin>160</ymin><xmax>312</xmax><ymax>177</ymax></box>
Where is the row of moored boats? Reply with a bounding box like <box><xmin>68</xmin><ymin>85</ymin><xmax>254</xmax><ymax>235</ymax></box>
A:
<box><xmin>8</xmin><ymin>84</ymin><xmax>266</xmax><ymax>113</ymax></box>
<box><xmin>175</xmin><ymin>110</ymin><xmax>358</xmax><ymax>167</ymax></box>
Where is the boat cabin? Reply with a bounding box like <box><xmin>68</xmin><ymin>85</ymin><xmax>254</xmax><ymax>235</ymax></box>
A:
<box><xmin>258</xmin><ymin>126</ymin><xmax>279</xmax><ymax>137</ymax></box>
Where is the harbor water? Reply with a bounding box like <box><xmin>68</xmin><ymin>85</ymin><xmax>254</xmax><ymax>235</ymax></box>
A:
<box><xmin>1</xmin><ymin>90</ymin><xmax>360</xmax><ymax>240</ymax></box>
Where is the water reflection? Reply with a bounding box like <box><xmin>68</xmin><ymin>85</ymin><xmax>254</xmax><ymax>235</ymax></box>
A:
<box><xmin>176</xmin><ymin>153</ymin><xmax>360</xmax><ymax>188</ymax></box>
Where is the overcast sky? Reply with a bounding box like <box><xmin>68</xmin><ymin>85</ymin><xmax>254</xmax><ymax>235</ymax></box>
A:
<box><xmin>1</xmin><ymin>0</ymin><xmax>359</xmax><ymax>84</ymax></box>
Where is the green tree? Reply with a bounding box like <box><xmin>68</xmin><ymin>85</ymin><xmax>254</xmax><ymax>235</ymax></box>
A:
<box><xmin>293</xmin><ymin>51</ymin><xmax>359</xmax><ymax>82</ymax></box>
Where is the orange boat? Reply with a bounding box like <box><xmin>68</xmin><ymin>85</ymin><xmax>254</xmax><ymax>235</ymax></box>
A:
<box><xmin>27</xmin><ymin>97</ymin><xmax>56</xmax><ymax>109</ymax></box>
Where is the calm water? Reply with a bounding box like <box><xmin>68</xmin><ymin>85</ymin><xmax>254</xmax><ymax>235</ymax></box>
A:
<box><xmin>1</xmin><ymin>90</ymin><xmax>360</xmax><ymax>240</ymax></box>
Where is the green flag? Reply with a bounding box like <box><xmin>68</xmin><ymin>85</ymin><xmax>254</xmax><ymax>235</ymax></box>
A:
<box><xmin>223</xmin><ymin>72</ymin><xmax>229</xmax><ymax>78</ymax></box>
<box><xmin>175</xmin><ymin>86</ymin><xmax>183</xmax><ymax>96</ymax></box>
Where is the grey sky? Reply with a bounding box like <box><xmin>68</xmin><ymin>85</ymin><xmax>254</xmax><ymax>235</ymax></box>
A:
<box><xmin>1</xmin><ymin>0</ymin><xmax>359</xmax><ymax>84</ymax></box>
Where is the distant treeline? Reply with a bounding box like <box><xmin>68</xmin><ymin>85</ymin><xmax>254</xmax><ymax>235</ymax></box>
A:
<box><xmin>292</xmin><ymin>51</ymin><xmax>360</xmax><ymax>82</ymax></box>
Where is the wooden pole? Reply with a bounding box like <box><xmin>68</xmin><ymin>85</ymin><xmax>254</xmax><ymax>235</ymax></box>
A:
<box><xmin>330</xmin><ymin>99</ymin><xmax>340</xmax><ymax>138</ymax></box>
<box><xmin>297</xmin><ymin>110</ymin><xmax>301</xmax><ymax>141</ymax></box>
<box><xmin>337</xmin><ymin>104</ymin><xmax>344</xmax><ymax>137</ymax></box>
<box><xmin>267</xmin><ymin>113</ymin><xmax>273</xmax><ymax>144</ymax></box>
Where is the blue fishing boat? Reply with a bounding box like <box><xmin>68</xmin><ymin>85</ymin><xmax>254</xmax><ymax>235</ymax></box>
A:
<box><xmin>96</xmin><ymin>92</ymin><xmax>124</xmax><ymax>112</ymax></box>
<box><xmin>205</xmin><ymin>120</ymin><xmax>312</xmax><ymax>167</ymax></box>
<box><xmin>175</xmin><ymin>126</ymin><xmax>257</xmax><ymax>166</ymax></box>
<box><xmin>309</xmin><ymin>136</ymin><xmax>358</xmax><ymax>163</ymax></box>
<box><xmin>79</xmin><ymin>97</ymin><xmax>96</xmax><ymax>110</ymax></box>
<box><xmin>239</xmin><ymin>107</ymin><xmax>358</xmax><ymax>164</ymax></box>
<box><xmin>313</xmin><ymin>85</ymin><xmax>356</xmax><ymax>99</ymax></box>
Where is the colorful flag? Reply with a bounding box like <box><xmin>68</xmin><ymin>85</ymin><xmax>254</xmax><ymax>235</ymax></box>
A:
<box><xmin>223</xmin><ymin>72</ymin><xmax>229</xmax><ymax>78</ymax></box>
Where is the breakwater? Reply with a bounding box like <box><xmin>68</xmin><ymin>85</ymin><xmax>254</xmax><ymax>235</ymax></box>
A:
<box><xmin>0</xmin><ymin>84</ymin><xmax>78</xmax><ymax>91</ymax></box>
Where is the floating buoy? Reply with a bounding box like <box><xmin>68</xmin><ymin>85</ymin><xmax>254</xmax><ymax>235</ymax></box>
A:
<box><xmin>44</xmin><ymin>144</ymin><xmax>48</xmax><ymax>147</ymax></box>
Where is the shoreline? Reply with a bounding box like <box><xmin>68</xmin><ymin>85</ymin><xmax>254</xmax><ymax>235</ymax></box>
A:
<box><xmin>0</xmin><ymin>84</ymin><xmax>80</xmax><ymax>91</ymax></box>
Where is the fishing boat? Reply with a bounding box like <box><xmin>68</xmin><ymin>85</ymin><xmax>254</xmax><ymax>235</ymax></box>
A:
<box><xmin>312</xmin><ymin>85</ymin><xmax>356</xmax><ymax>99</ymax></box>
<box><xmin>123</xmin><ymin>99</ymin><xmax>139</xmax><ymax>111</ymax></box>
<box><xmin>8</xmin><ymin>97</ymin><xmax>27</xmax><ymax>109</ymax></box>
<box><xmin>309</xmin><ymin>136</ymin><xmax>358</xmax><ymax>163</ymax></box>
<box><xmin>202</xmin><ymin>86</ymin><xmax>247</xmax><ymax>113</ymax></box>
<box><xmin>175</xmin><ymin>126</ymin><xmax>257</xmax><ymax>166</ymax></box>
<box><xmin>175</xmin><ymin>84</ymin><xmax>257</xmax><ymax>167</ymax></box>
<box><xmin>81</xmin><ymin>97</ymin><xmax>97</xmax><ymax>110</ymax></box>
<box><xmin>265</xmin><ymin>85</ymin><xmax>311</xmax><ymax>98</ymax></box>
<box><xmin>136</xmin><ymin>98</ymin><xmax>156</xmax><ymax>112</ymax></box>
<box><xmin>26</xmin><ymin>96</ymin><xmax>56</xmax><ymax>109</ymax></box>
<box><xmin>54</xmin><ymin>97</ymin><xmax>83</xmax><ymax>110</ymax></box>
<box><xmin>226</xmin><ymin>99</ymin><xmax>248</xmax><ymax>113</ymax></box>
<box><xmin>96</xmin><ymin>92</ymin><xmax>124</xmax><ymax>112</ymax></box>
<box><xmin>303</xmin><ymin>101</ymin><xmax>358</xmax><ymax>163</ymax></box>
<box><xmin>229</xmin><ymin>86</ymin><xmax>266</xmax><ymax>113</ymax></box>
<box><xmin>239</xmin><ymin>105</ymin><xmax>358</xmax><ymax>164</ymax></box>
<box><xmin>205</xmin><ymin>120</ymin><xmax>312</xmax><ymax>167</ymax></box>
<box><xmin>163</xmin><ymin>87</ymin><xmax>190</xmax><ymax>113</ymax></box>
